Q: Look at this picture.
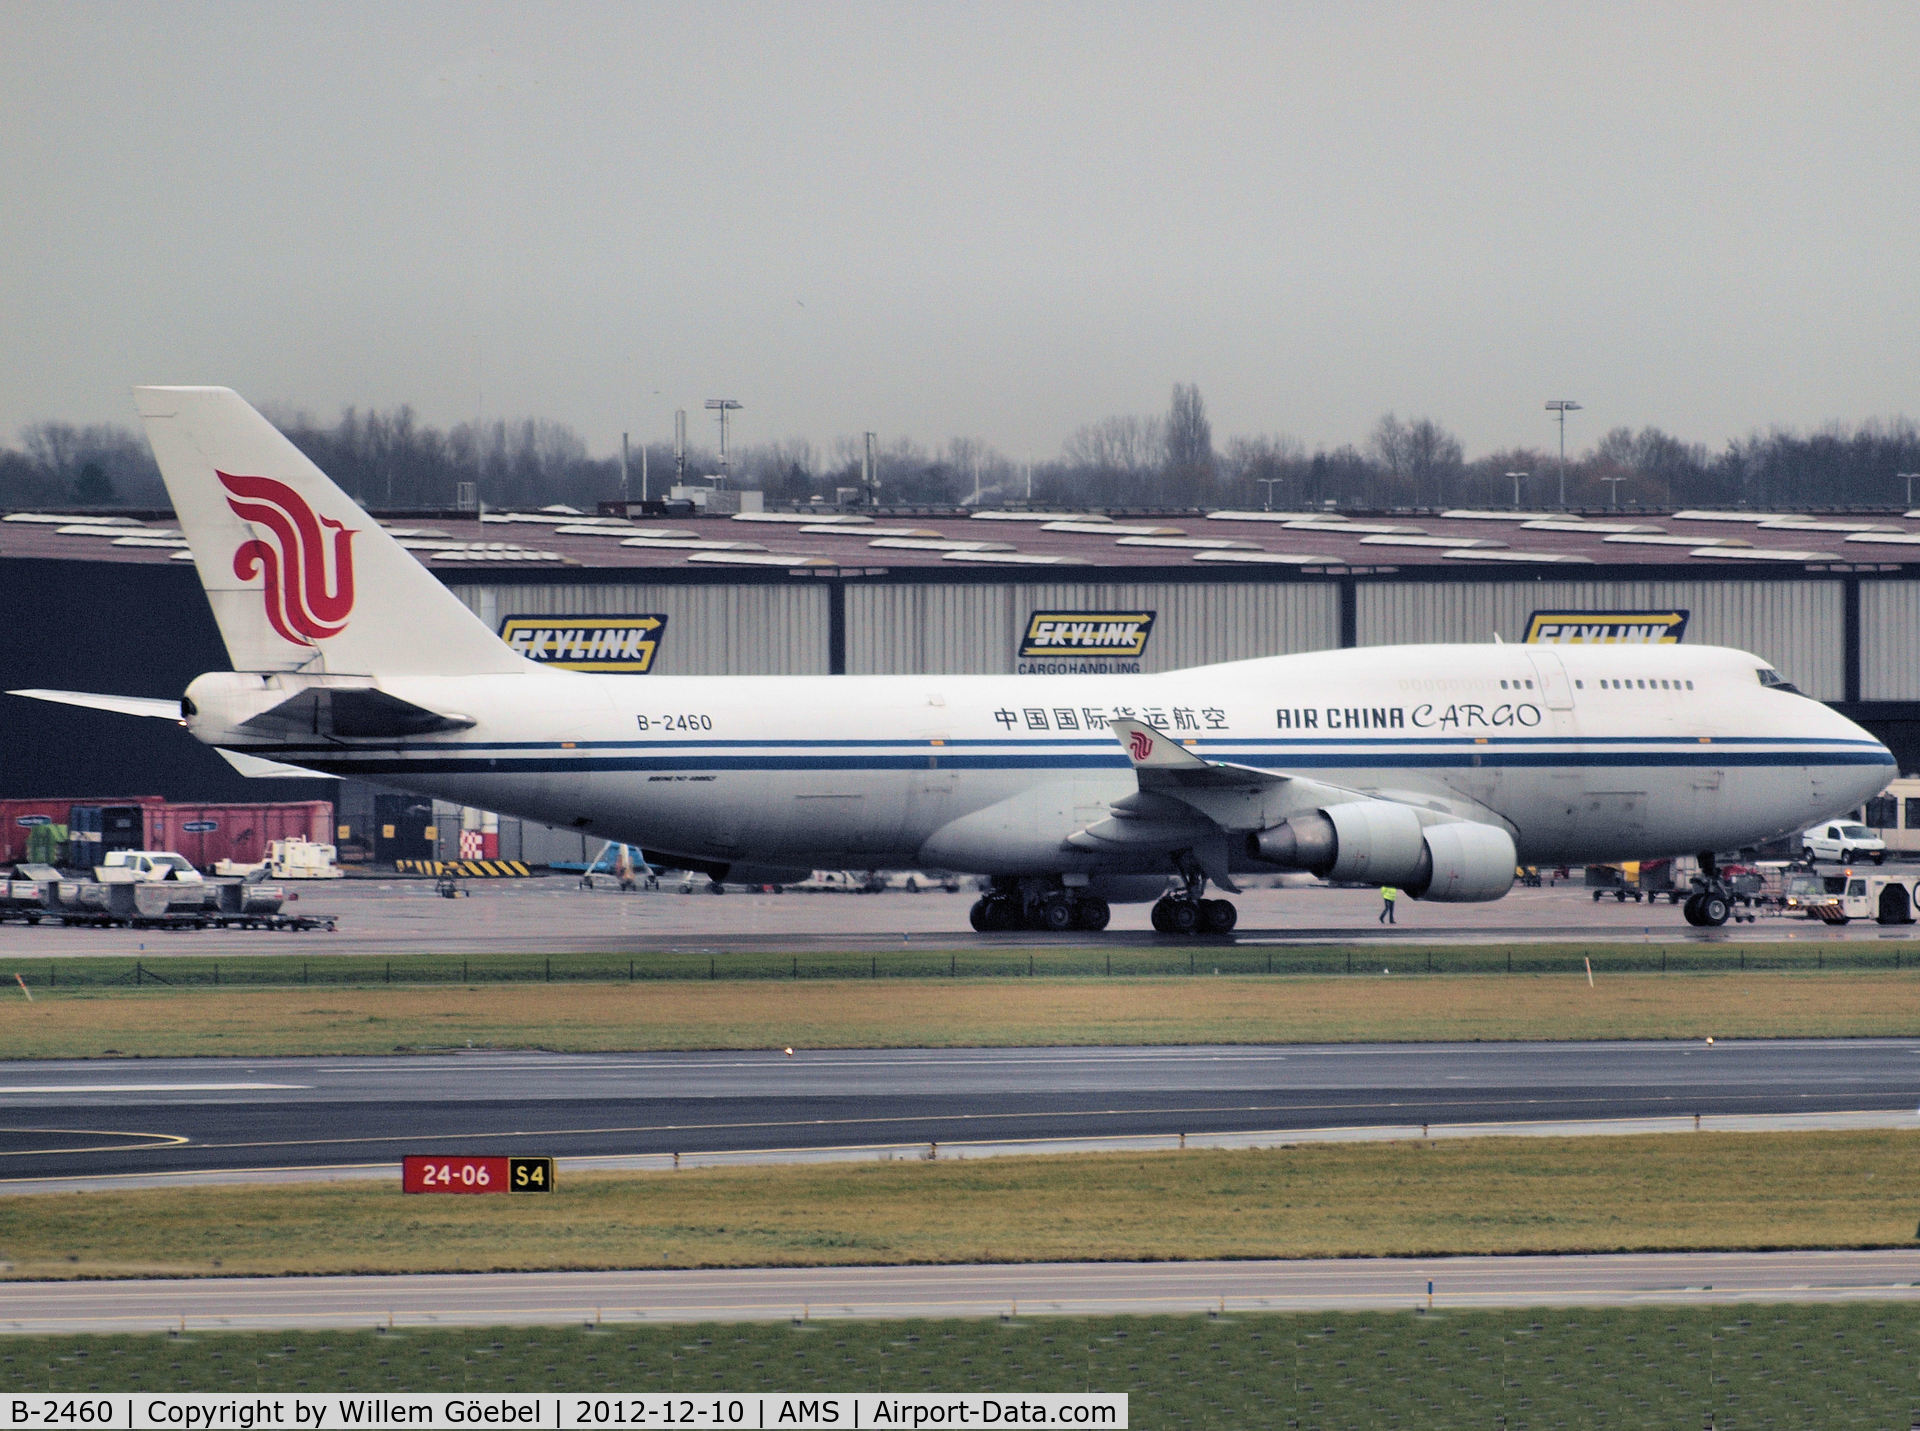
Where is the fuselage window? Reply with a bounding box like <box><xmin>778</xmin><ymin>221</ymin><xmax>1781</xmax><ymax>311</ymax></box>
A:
<box><xmin>1686</xmin><ymin>680</ymin><xmax>1694</xmax><ymax>690</ymax></box>
<box><xmin>1574</xmin><ymin>680</ymin><xmax>1584</xmax><ymax>689</ymax></box>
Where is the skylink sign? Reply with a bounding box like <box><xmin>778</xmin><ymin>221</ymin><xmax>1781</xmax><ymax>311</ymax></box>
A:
<box><xmin>1524</xmin><ymin>610</ymin><xmax>1689</xmax><ymax>644</ymax></box>
<box><xmin>1017</xmin><ymin>611</ymin><xmax>1156</xmax><ymax>674</ymax></box>
<box><xmin>499</xmin><ymin>615</ymin><xmax>668</xmax><ymax>672</ymax></box>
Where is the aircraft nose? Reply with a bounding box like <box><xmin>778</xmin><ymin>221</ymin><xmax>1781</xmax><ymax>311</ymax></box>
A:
<box><xmin>1833</xmin><ymin>711</ymin><xmax>1897</xmax><ymax>806</ymax></box>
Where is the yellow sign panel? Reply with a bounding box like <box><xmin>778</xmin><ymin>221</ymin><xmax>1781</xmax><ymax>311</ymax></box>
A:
<box><xmin>1524</xmin><ymin>610</ymin><xmax>1689</xmax><ymax>644</ymax></box>
<box><xmin>500</xmin><ymin>615</ymin><xmax>668</xmax><ymax>672</ymax></box>
<box><xmin>1019</xmin><ymin>611</ymin><xmax>1157</xmax><ymax>659</ymax></box>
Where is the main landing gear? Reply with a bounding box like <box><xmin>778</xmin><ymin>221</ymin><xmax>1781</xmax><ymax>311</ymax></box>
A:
<box><xmin>969</xmin><ymin>877</ymin><xmax>1111</xmax><ymax>932</ymax></box>
<box><xmin>1150</xmin><ymin>854</ymin><xmax>1238</xmax><ymax>934</ymax></box>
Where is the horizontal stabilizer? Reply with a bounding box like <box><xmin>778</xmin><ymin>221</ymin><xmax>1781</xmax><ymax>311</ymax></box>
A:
<box><xmin>218</xmin><ymin>749</ymin><xmax>338</xmax><ymax>780</ymax></box>
<box><xmin>7</xmin><ymin>688</ymin><xmax>183</xmax><ymax>720</ymax></box>
<box><xmin>240</xmin><ymin>686</ymin><xmax>476</xmax><ymax>738</ymax></box>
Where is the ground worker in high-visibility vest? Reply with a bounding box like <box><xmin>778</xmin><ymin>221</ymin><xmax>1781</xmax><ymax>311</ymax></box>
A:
<box><xmin>1379</xmin><ymin>885</ymin><xmax>1399</xmax><ymax>923</ymax></box>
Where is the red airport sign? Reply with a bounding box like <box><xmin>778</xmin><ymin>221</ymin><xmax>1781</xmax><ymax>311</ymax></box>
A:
<box><xmin>401</xmin><ymin>1155</ymin><xmax>554</xmax><ymax>1194</ymax></box>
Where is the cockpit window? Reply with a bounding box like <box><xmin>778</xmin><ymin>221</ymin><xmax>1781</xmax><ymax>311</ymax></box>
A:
<box><xmin>1757</xmin><ymin>668</ymin><xmax>1802</xmax><ymax>695</ymax></box>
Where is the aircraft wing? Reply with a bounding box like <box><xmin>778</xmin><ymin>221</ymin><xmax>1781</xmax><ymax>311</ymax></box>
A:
<box><xmin>1099</xmin><ymin>717</ymin><xmax>1363</xmax><ymax>830</ymax></box>
<box><xmin>8</xmin><ymin>688</ymin><xmax>184</xmax><ymax>720</ymax></box>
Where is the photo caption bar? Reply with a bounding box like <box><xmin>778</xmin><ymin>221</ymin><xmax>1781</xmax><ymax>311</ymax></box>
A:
<box><xmin>7</xmin><ymin>1393</ymin><xmax>1127</xmax><ymax>1429</ymax></box>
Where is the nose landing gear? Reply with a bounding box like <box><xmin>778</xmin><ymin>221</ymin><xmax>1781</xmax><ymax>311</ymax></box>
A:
<box><xmin>1681</xmin><ymin>851</ymin><xmax>1738</xmax><ymax>927</ymax></box>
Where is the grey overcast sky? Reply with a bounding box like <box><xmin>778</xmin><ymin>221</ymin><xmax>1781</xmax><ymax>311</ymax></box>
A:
<box><xmin>3</xmin><ymin>1</ymin><xmax>1915</xmax><ymax>462</ymax></box>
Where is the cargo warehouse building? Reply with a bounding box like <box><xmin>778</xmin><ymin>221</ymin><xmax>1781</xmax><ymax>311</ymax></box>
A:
<box><xmin>3</xmin><ymin>503</ymin><xmax>1917</xmax><ymax>862</ymax></box>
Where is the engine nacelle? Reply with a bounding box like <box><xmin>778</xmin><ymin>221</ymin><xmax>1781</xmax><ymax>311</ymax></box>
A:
<box><xmin>1414</xmin><ymin>821</ymin><xmax>1516</xmax><ymax>902</ymax></box>
<box><xmin>1247</xmin><ymin>800</ymin><xmax>1425</xmax><ymax>884</ymax></box>
<box><xmin>1246</xmin><ymin>801</ymin><xmax>1516</xmax><ymax>902</ymax></box>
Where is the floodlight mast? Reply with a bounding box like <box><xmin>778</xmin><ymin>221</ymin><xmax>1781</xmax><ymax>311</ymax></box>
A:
<box><xmin>704</xmin><ymin>399</ymin><xmax>742</xmax><ymax>487</ymax></box>
<box><xmin>1545</xmin><ymin>400</ymin><xmax>1582</xmax><ymax>506</ymax></box>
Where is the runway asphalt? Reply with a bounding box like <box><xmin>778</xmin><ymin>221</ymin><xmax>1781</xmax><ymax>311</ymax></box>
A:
<box><xmin>4</xmin><ymin>1040</ymin><xmax>1916</xmax><ymax>1189</ymax></box>
<box><xmin>7</xmin><ymin>1250</ymin><xmax>1920</xmax><ymax>1333</ymax></box>
<box><xmin>5</xmin><ymin>875</ymin><xmax>1920</xmax><ymax>956</ymax></box>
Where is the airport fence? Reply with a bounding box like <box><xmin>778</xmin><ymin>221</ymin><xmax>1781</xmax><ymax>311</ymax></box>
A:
<box><xmin>1</xmin><ymin>941</ymin><xmax>1915</xmax><ymax>990</ymax></box>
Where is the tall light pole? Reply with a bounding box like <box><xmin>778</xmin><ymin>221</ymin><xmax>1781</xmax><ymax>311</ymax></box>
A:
<box><xmin>704</xmin><ymin>399</ymin><xmax>741</xmax><ymax>486</ymax></box>
<box><xmin>1545</xmin><ymin>400</ymin><xmax>1582</xmax><ymax>507</ymax></box>
<box><xmin>1258</xmin><ymin>477</ymin><xmax>1284</xmax><ymax>511</ymax></box>
<box><xmin>1900</xmin><ymin>472</ymin><xmax>1920</xmax><ymax>510</ymax></box>
<box><xmin>1505</xmin><ymin>470</ymin><xmax>1529</xmax><ymax>509</ymax></box>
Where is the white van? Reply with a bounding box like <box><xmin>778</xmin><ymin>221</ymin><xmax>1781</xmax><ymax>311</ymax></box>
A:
<box><xmin>1801</xmin><ymin>822</ymin><xmax>1888</xmax><ymax>865</ymax></box>
<box><xmin>96</xmin><ymin>850</ymin><xmax>204</xmax><ymax>883</ymax></box>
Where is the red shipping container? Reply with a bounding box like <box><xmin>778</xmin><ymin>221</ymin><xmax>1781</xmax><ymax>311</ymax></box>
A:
<box><xmin>0</xmin><ymin>796</ymin><xmax>165</xmax><ymax>864</ymax></box>
<box><xmin>147</xmin><ymin>800</ymin><xmax>334</xmax><ymax>871</ymax></box>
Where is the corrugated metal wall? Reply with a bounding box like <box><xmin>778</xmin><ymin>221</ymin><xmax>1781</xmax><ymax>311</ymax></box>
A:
<box><xmin>445</xmin><ymin>582</ymin><xmax>832</xmax><ymax>675</ymax></box>
<box><xmin>845</xmin><ymin>581</ymin><xmax>1340</xmax><ymax>674</ymax></box>
<box><xmin>1355</xmin><ymin>579</ymin><xmax>1845</xmax><ymax>698</ymax></box>
<box><xmin>1860</xmin><ymin>581</ymin><xmax>1920</xmax><ymax>700</ymax></box>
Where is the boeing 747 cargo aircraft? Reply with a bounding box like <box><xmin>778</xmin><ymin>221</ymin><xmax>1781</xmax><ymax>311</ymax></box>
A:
<box><xmin>11</xmin><ymin>388</ymin><xmax>1895</xmax><ymax>932</ymax></box>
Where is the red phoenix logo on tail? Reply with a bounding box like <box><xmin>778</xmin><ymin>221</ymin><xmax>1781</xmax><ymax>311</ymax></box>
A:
<box><xmin>218</xmin><ymin>472</ymin><xmax>357</xmax><ymax>646</ymax></box>
<box><xmin>1128</xmin><ymin>729</ymin><xmax>1154</xmax><ymax>761</ymax></box>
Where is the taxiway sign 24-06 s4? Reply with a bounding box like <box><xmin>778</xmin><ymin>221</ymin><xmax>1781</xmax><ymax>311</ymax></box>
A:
<box><xmin>11</xmin><ymin>388</ymin><xmax>1896</xmax><ymax>932</ymax></box>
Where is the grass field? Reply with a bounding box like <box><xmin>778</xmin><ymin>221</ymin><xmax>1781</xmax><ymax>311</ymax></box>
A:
<box><xmin>0</xmin><ymin>966</ymin><xmax>1916</xmax><ymax>1057</ymax></box>
<box><xmin>4</xmin><ymin>1132</ymin><xmax>1917</xmax><ymax>1279</ymax></box>
<box><xmin>3</xmin><ymin>1305</ymin><xmax>1916</xmax><ymax>1425</ymax></box>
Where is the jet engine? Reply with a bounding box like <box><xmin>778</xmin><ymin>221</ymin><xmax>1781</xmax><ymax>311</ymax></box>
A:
<box><xmin>1246</xmin><ymin>801</ymin><xmax>1515</xmax><ymax>902</ymax></box>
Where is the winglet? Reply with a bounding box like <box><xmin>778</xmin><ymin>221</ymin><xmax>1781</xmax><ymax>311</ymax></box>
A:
<box><xmin>1109</xmin><ymin>718</ymin><xmax>1206</xmax><ymax>770</ymax></box>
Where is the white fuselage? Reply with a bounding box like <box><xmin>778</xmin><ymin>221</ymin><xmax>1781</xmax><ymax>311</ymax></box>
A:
<box><xmin>207</xmin><ymin>642</ymin><xmax>1893</xmax><ymax>879</ymax></box>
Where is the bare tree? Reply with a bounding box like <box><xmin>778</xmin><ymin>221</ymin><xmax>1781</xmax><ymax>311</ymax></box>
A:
<box><xmin>1062</xmin><ymin>414</ymin><xmax>1166</xmax><ymax>475</ymax></box>
<box><xmin>1404</xmin><ymin>417</ymin><xmax>1464</xmax><ymax>508</ymax></box>
<box><xmin>1165</xmin><ymin>383</ymin><xmax>1215</xmax><ymax>497</ymax></box>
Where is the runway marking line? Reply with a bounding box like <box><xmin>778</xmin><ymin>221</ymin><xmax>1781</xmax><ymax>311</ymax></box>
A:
<box><xmin>0</xmin><ymin>1127</ymin><xmax>188</xmax><ymax>1157</ymax></box>
<box><xmin>0</xmin><ymin>1083</ymin><xmax>306</xmax><ymax>1094</ymax></box>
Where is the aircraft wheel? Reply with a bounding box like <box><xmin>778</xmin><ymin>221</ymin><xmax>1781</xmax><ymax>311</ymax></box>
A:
<box><xmin>1681</xmin><ymin>893</ymin><xmax>1703</xmax><ymax>926</ymax></box>
<box><xmin>1075</xmin><ymin>897</ymin><xmax>1111</xmax><ymax>931</ymax></box>
<box><xmin>969</xmin><ymin>898</ymin><xmax>997</xmax><ymax>932</ymax></box>
<box><xmin>1699</xmin><ymin>893</ymin><xmax>1731</xmax><ymax>927</ymax></box>
<box><xmin>1149</xmin><ymin>898</ymin><xmax>1172</xmax><ymax>933</ymax></box>
<box><xmin>1038</xmin><ymin>897</ymin><xmax>1075</xmax><ymax>932</ymax></box>
<box><xmin>708</xmin><ymin>881</ymin><xmax>725</xmax><ymax>895</ymax></box>
<box><xmin>1163</xmin><ymin>899</ymin><xmax>1201</xmax><ymax>936</ymax></box>
<box><xmin>1202</xmin><ymin>898</ymin><xmax>1237</xmax><ymax>933</ymax></box>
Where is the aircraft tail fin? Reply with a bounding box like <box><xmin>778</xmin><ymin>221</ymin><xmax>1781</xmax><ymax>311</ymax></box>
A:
<box><xmin>133</xmin><ymin>386</ymin><xmax>525</xmax><ymax>676</ymax></box>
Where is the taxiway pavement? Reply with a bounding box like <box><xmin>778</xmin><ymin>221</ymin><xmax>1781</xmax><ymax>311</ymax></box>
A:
<box><xmin>4</xmin><ymin>876</ymin><xmax>1920</xmax><ymax>956</ymax></box>
<box><xmin>7</xmin><ymin>1250</ymin><xmax>1920</xmax><ymax>1333</ymax></box>
<box><xmin>4</xmin><ymin>1040</ymin><xmax>1915</xmax><ymax>1189</ymax></box>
